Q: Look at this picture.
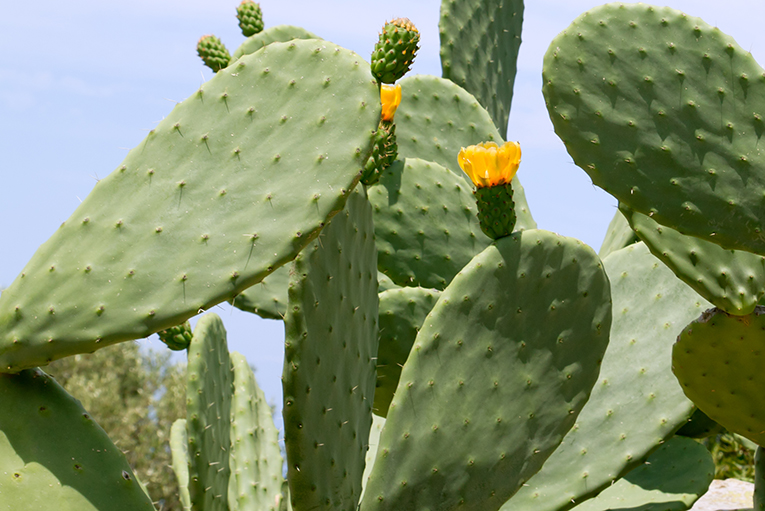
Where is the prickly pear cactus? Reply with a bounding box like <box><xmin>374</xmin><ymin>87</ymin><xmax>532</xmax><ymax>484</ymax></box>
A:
<box><xmin>360</xmin><ymin>229</ymin><xmax>611</xmax><ymax>511</ymax></box>
<box><xmin>170</xmin><ymin>419</ymin><xmax>192</xmax><ymax>511</ymax></box>
<box><xmin>598</xmin><ymin>209</ymin><xmax>638</xmax><ymax>259</ymax></box>
<box><xmin>439</xmin><ymin>0</ymin><xmax>524</xmax><ymax>138</ymax></box>
<box><xmin>673</xmin><ymin>306</ymin><xmax>765</xmax><ymax>446</ymax></box>
<box><xmin>542</xmin><ymin>3</ymin><xmax>765</xmax><ymax>254</ymax></box>
<box><xmin>236</xmin><ymin>0</ymin><xmax>264</xmax><ymax>37</ymax></box>
<box><xmin>197</xmin><ymin>35</ymin><xmax>231</xmax><ymax>72</ymax></box>
<box><xmin>232</xmin><ymin>265</ymin><xmax>291</xmax><ymax>320</ymax></box>
<box><xmin>186</xmin><ymin>313</ymin><xmax>234</xmax><ymax>511</ymax></box>
<box><xmin>158</xmin><ymin>321</ymin><xmax>193</xmax><ymax>351</ymax></box>
<box><xmin>622</xmin><ymin>205</ymin><xmax>765</xmax><ymax>316</ymax></box>
<box><xmin>0</xmin><ymin>369</ymin><xmax>155</xmax><ymax>511</ymax></box>
<box><xmin>231</xmin><ymin>25</ymin><xmax>320</xmax><ymax>61</ymax></box>
<box><xmin>283</xmin><ymin>189</ymin><xmax>378</xmax><ymax>511</ymax></box>
<box><xmin>507</xmin><ymin>242</ymin><xmax>708</xmax><ymax>511</ymax></box>
<box><xmin>0</xmin><ymin>39</ymin><xmax>379</xmax><ymax>373</ymax></box>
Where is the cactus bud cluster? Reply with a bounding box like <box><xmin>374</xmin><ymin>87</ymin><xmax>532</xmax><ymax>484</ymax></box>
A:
<box><xmin>196</xmin><ymin>35</ymin><xmax>231</xmax><ymax>72</ymax></box>
<box><xmin>236</xmin><ymin>0</ymin><xmax>264</xmax><ymax>37</ymax></box>
<box><xmin>371</xmin><ymin>18</ymin><xmax>420</xmax><ymax>84</ymax></box>
<box><xmin>157</xmin><ymin>321</ymin><xmax>193</xmax><ymax>351</ymax></box>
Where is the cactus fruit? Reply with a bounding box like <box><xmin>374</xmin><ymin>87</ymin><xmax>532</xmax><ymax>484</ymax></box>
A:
<box><xmin>0</xmin><ymin>369</ymin><xmax>155</xmax><ymax>510</ymax></box>
<box><xmin>236</xmin><ymin>0</ymin><xmax>264</xmax><ymax>37</ymax></box>
<box><xmin>158</xmin><ymin>321</ymin><xmax>193</xmax><ymax>351</ymax></box>
<box><xmin>673</xmin><ymin>306</ymin><xmax>765</xmax><ymax>447</ymax></box>
<box><xmin>371</xmin><ymin>18</ymin><xmax>420</xmax><ymax>84</ymax></box>
<box><xmin>439</xmin><ymin>0</ymin><xmax>524</xmax><ymax>139</ymax></box>
<box><xmin>573</xmin><ymin>436</ymin><xmax>714</xmax><ymax>511</ymax></box>
<box><xmin>283</xmin><ymin>189</ymin><xmax>378</xmax><ymax>511</ymax></box>
<box><xmin>197</xmin><ymin>35</ymin><xmax>232</xmax><ymax>72</ymax></box>
<box><xmin>622</xmin><ymin>205</ymin><xmax>765</xmax><ymax>316</ymax></box>
<box><xmin>231</xmin><ymin>25</ymin><xmax>320</xmax><ymax>61</ymax></box>
<box><xmin>472</xmin><ymin>184</ymin><xmax>516</xmax><ymax>239</ymax></box>
<box><xmin>542</xmin><ymin>3</ymin><xmax>765</xmax><ymax>254</ymax></box>
<box><xmin>361</xmin><ymin>122</ymin><xmax>397</xmax><ymax>187</ymax></box>
<box><xmin>507</xmin><ymin>242</ymin><xmax>708</xmax><ymax>511</ymax></box>
<box><xmin>360</xmin><ymin>229</ymin><xmax>611</xmax><ymax>511</ymax></box>
<box><xmin>0</xmin><ymin>39</ymin><xmax>379</xmax><ymax>373</ymax></box>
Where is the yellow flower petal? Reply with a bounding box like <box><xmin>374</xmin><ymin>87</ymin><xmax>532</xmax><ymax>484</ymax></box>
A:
<box><xmin>380</xmin><ymin>83</ymin><xmax>402</xmax><ymax>121</ymax></box>
<box><xmin>457</xmin><ymin>141</ymin><xmax>521</xmax><ymax>188</ymax></box>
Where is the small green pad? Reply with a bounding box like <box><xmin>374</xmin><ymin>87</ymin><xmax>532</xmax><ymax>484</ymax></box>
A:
<box><xmin>395</xmin><ymin>75</ymin><xmax>535</xmax><ymax>230</ymax></box>
<box><xmin>0</xmin><ymin>369</ymin><xmax>155</xmax><ymax>511</ymax></box>
<box><xmin>232</xmin><ymin>264</ymin><xmax>291</xmax><ymax>320</ymax></box>
<box><xmin>439</xmin><ymin>0</ymin><xmax>524</xmax><ymax>139</ymax></box>
<box><xmin>369</xmin><ymin>158</ymin><xmax>491</xmax><ymax>290</ymax></box>
<box><xmin>542</xmin><ymin>3</ymin><xmax>765</xmax><ymax>254</ymax></box>
<box><xmin>676</xmin><ymin>407</ymin><xmax>724</xmax><ymax>439</ymax></box>
<box><xmin>187</xmin><ymin>313</ymin><xmax>234</xmax><ymax>511</ymax></box>
<box><xmin>170</xmin><ymin>418</ymin><xmax>192</xmax><ymax>511</ymax></box>
<box><xmin>229</xmin><ymin>352</ymin><xmax>285</xmax><ymax>511</ymax></box>
<box><xmin>507</xmin><ymin>242</ymin><xmax>708</xmax><ymax>511</ymax></box>
<box><xmin>673</xmin><ymin>306</ymin><xmax>765</xmax><ymax>446</ymax></box>
<box><xmin>283</xmin><ymin>189</ymin><xmax>379</xmax><ymax>511</ymax></box>
<box><xmin>374</xmin><ymin>286</ymin><xmax>441</xmax><ymax>417</ymax></box>
<box><xmin>622</xmin><ymin>205</ymin><xmax>765</xmax><ymax>316</ymax></box>
<box><xmin>360</xmin><ymin>229</ymin><xmax>611</xmax><ymax>511</ymax></box>
<box><xmin>598</xmin><ymin>209</ymin><xmax>638</xmax><ymax>259</ymax></box>
<box><xmin>232</xmin><ymin>25</ymin><xmax>320</xmax><ymax>61</ymax></box>
<box><xmin>573</xmin><ymin>436</ymin><xmax>714</xmax><ymax>511</ymax></box>
<box><xmin>0</xmin><ymin>39</ymin><xmax>379</xmax><ymax>372</ymax></box>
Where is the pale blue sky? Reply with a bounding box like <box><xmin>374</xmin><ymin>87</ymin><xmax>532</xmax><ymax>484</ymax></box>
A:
<box><xmin>2</xmin><ymin>0</ymin><xmax>765</xmax><ymax>423</ymax></box>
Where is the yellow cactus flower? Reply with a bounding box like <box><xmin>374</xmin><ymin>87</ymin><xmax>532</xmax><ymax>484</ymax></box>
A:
<box><xmin>380</xmin><ymin>83</ymin><xmax>402</xmax><ymax>122</ymax></box>
<box><xmin>458</xmin><ymin>141</ymin><xmax>521</xmax><ymax>188</ymax></box>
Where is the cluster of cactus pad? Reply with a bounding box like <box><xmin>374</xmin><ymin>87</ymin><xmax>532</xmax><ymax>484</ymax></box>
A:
<box><xmin>3</xmin><ymin>1</ymin><xmax>765</xmax><ymax>510</ymax></box>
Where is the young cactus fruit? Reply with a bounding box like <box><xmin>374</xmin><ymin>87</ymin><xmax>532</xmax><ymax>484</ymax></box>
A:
<box><xmin>236</xmin><ymin>1</ymin><xmax>264</xmax><ymax>37</ymax></box>
<box><xmin>197</xmin><ymin>35</ymin><xmax>231</xmax><ymax>72</ymax></box>
<box><xmin>458</xmin><ymin>141</ymin><xmax>521</xmax><ymax>240</ymax></box>
<box><xmin>362</xmin><ymin>84</ymin><xmax>401</xmax><ymax>186</ymax></box>
<box><xmin>157</xmin><ymin>321</ymin><xmax>193</xmax><ymax>351</ymax></box>
<box><xmin>371</xmin><ymin>18</ymin><xmax>419</xmax><ymax>84</ymax></box>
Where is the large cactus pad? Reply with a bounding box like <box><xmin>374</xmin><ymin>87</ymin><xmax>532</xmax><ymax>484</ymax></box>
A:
<box><xmin>543</xmin><ymin>3</ymin><xmax>765</xmax><ymax>254</ymax></box>
<box><xmin>0</xmin><ymin>39</ymin><xmax>379</xmax><ymax>372</ymax></box>
<box><xmin>361</xmin><ymin>229</ymin><xmax>611</xmax><ymax>511</ymax></box>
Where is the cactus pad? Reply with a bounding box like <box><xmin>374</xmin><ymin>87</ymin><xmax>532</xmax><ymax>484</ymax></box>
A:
<box><xmin>573</xmin><ymin>436</ymin><xmax>714</xmax><ymax>511</ymax></box>
<box><xmin>231</xmin><ymin>25</ymin><xmax>320</xmax><ymax>61</ymax></box>
<box><xmin>283</xmin><ymin>189</ymin><xmax>378</xmax><ymax>511</ymax></box>
<box><xmin>197</xmin><ymin>35</ymin><xmax>231</xmax><ymax>72</ymax></box>
<box><xmin>229</xmin><ymin>352</ymin><xmax>285</xmax><ymax>511</ymax></box>
<box><xmin>368</xmin><ymin>158</ymin><xmax>491</xmax><ymax>290</ymax></box>
<box><xmin>236</xmin><ymin>1</ymin><xmax>264</xmax><ymax>37</ymax></box>
<box><xmin>676</xmin><ymin>407</ymin><xmax>724</xmax><ymax>439</ymax></box>
<box><xmin>374</xmin><ymin>286</ymin><xmax>441</xmax><ymax>417</ymax></box>
<box><xmin>0</xmin><ymin>369</ymin><xmax>155</xmax><ymax>510</ymax></box>
<box><xmin>673</xmin><ymin>306</ymin><xmax>765</xmax><ymax>446</ymax></box>
<box><xmin>542</xmin><ymin>3</ymin><xmax>765</xmax><ymax>254</ymax></box>
<box><xmin>439</xmin><ymin>0</ymin><xmax>524</xmax><ymax>139</ymax></box>
<box><xmin>394</xmin><ymin>75</ymin><xmax>535</xmax><ymax>230</ymax></box>
<box><xmin>232</xmin><ymin>264</ymin><xmax>291</xmax><ymax>320</ymax></box>
<box><xmin>186</xmin><ymin>313</ymin><xmax>234</xmax><ymax>511</ymax></box>
<box><xmin>360</xmin><ymin>229</ymin><xmax>611</xmax><ymax>511</ymax></box>
<box><xmin>622</xmin><ymin>205</ymin><xmax>765</xmax><ymax>316</ymax></box>
<box><xmin>170</xmin><ymin>418</ymin><xmax>192</xmax><ymax>511</ymax></box>
<box><xmin>507</xmin><ymin>242</ymin><xmax>708</xmax><ymax>511</ymax></box>
<box><xmin>598</xmin><ymin>209</ymin><xmax>638</xmax><ymax>259</ymax></box>
<box><xmin>371</xmin><ymin>18</ymin><xmax>420</xmax><ymax>84</ymax></box>
<box><xmin>0</xmin><ymin>39</ymin><xmax>379</xmax><ymax>372</ymax></box>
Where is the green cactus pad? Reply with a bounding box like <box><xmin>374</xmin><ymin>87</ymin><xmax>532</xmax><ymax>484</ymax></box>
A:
<box><xmin>361</xmin><ymin>414</ymin><xmax>386</xmax><ymax>501</ymax></box>
<box><xmin>283</xmin><ymin>189</ymin><xmax>378</xmax><ymax>511</ymax></box>
<box><xmin>0</xmin><ymin>369</ymin><xmax>155</xmax><ymax>511</ymax></box>
<box><xmin>170</xmin><ymin>418</ymin><xmax>192</xmax><ymax>511</ymax></box>
<box><xmin>439</xmin><ymin>0</ymin><xmax>524</xmax><ymax>139</ymax></box>
<box><xmin>229</xmin><ymin>352</ymin><xmax>285</xmax><ymax>511</ymax></box>
<box><xmin>158</xmin><ymin>320</ymin><xmax>193</xmax><ymax>351</ymax></box>
<box><xmin>598</xmin><ymin>209</ymin><xmax>638</xmax><ymax>259</ymax></box>
<box><xmin>0</xmin><ymin>39</ymin><xmax>379</xmax><ymax>372</ymax></box>
<box><xmin>236</xmin><ymin>0</ymin><xmax>264</xmax><ymax>37</ymax></box>
<box><xmin>676</xmin><ymin>407</ymin><xmax>724</xmax><ymax>439</ymax></box>
<box><xmin>187</xmin><ymin>313</ymin><xmax>233</xmax><ymax>511</ymax></box>
<box><xmin>474</xmin><ymin>184</ymin><xmax>516</xmax><ymax>240</ymax></box>
<box><xmin>374</xmin><ymin>286</ymin><xmax>441</xmax><ymax>417</ymax></box>
<box><xmin>197</xmin><ymin>35</ymin><xmax>231</xmax><ymax>72</ymax></box>
<box><xmin>231</xmin><ymin>25</ymin><xmax>320</xmax><ymax>61</ymax></box>
<box><xmin>232</xmin><ymin>264</ymin><xmax>291</xmax><ymax>320</ymax></box>
<box><xmin>573</xmin><ymin>436</ymin><xmax>714</xmax><ymax>511</ymax></box>
<box><xmin>360</xmin><ymin>229</ymin><xmax>611</xmax><ymax>511</ymax></box>
<box><xmin>368</xmin><ymin>158</ymin><xmax>491</xmax><ymax>290</ymax></box>
<box><xmin>394</xmin><ymin>75</ymin><xmax>535</xmax><ymax>230</ymax></box>
<box><xmin>543</xmin><ymin>3</ymin><xmax>765</xmax><ymax>254</ymax></box>
<box><xmin>507</xmin><ymin>242</ymin><xmax>709</xmax><ymax>511</ymax></box>
<box><xmin>371</xmin><ymin>18</ymin><xmax>420</xmax><ymax>84</ymax></box>
<box><xmin>622</xmin><ymin>205</ymin><xmax>765</xmax><ymax>316</ymax></box>
<box><xmin>673</xmin><ymin>306</ymin><xmax>765</xmax><ymax>446</ymax></box>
